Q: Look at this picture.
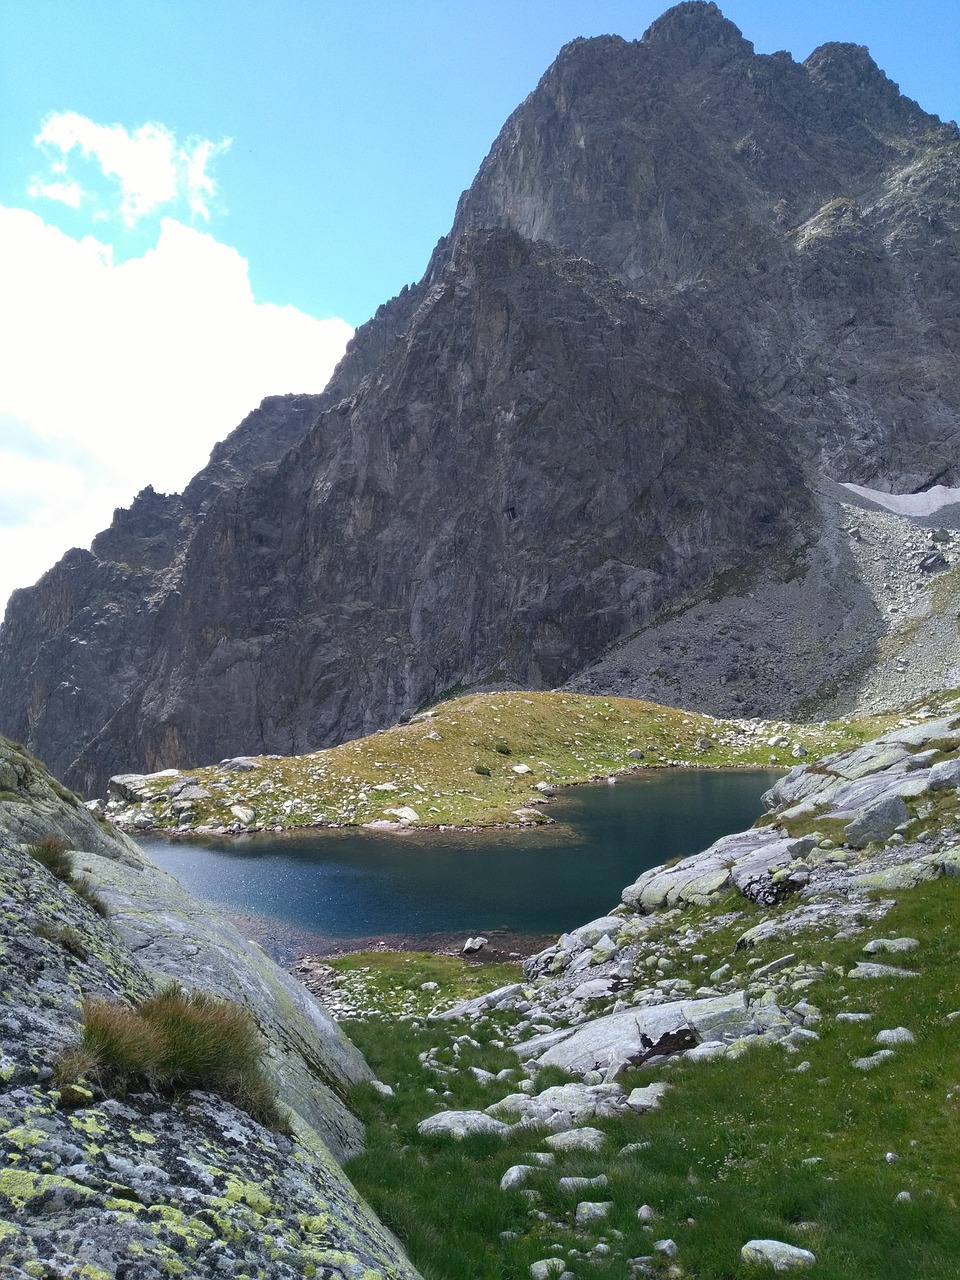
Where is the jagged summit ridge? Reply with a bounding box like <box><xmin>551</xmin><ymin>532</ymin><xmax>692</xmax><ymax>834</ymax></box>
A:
<box><xmin>1</xmin><ymin>3</ymin><xmax>959</xmax><ymax>788</ymax></box>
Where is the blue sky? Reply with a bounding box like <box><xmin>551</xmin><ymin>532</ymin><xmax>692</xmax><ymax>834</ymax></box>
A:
<box><xmin>0</xmin><ymin>1</ymin><xmax>957</xmax><ymax>610</ymax></box>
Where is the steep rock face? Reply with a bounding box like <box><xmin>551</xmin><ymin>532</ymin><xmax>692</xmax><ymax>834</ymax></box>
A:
<box><xmin>0</xmin><ymin>735</ymin><xmax>421</xmax><ymax>1276</ymax></box>
<box><xmin>82</xmin><ymin>231</ymin><xmax>803</xmax><ymax>781</ymax></box>
<box><xmin>439</xmin><ymin>1</ymin><xmax>960</xmax><ymax>488</ymax></box>
<box><xmin>2</xmin><ymin>1</ymin><xmax>959</xmax><ymax>786</ymax></box>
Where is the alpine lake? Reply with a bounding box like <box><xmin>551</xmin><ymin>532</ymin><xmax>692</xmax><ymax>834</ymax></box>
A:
<box><xmin>141</xmin><ymin>768</ymin><xmax>781</xmax><ymax>965</ymax></box>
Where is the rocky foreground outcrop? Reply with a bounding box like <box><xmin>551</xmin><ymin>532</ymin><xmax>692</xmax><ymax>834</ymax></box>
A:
<box><xmin>0</xmin><ymin>736</ymin><xmax>421</xmax><ymax>1279</ymax></box>
<box><xmin>3</xmin><ymin>2</ymin><xmax>960</xmax><ymax>790</ymax></box>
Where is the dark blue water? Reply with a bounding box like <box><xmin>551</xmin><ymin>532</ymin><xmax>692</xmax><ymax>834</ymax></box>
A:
<box><xmin>141</xmin><ymin>770</ymin><xmax>777</xmax><ymax>960</ymax></box>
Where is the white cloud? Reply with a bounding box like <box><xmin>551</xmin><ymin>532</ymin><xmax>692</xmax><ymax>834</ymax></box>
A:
<box><xmin>27</xmin><ymin>178</ymin><xmax>83</xmax><ymax>208</ymax></box>
<box><xmin>30</xmin><ymin>112</ymin><xmax>230</xmax><ymax>225</ymax></box>
<box><xmin>0</xmin><ymin>207</ymin><xmax>353</xmax><ymax>614</ymax></box>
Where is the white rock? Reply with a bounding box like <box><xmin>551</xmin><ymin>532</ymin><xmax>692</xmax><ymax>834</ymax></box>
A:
<box><xmin>684</xmin><ymin>1040</ymin><xmax>728</xmax><ymax>1062</ymax></box>
<box><xmin>416</xmin><ymin>1110</ymin><xmax>511</xmax><ymax>1139</ymax></box>
<box><xmin>512</xmin><ymin>764</ymin><xmax>533</xmax><ymax>775</ymax></box>
<box><xmin>876</xmin><ymin>1027</ymin><xmax>915</xmax><ymax>1046</ymax></box>
<box><xmin>740</xmin><ymin>1239</ymin><xmax>816</xmax><ymax>1270</ymax></box>
<box><xmin>654</xmin><ymin>1238</ymin><xmax>679</xmax><ymax>1257</ymax></box>
<box><xmin>529</xmin><ymin>1261</ymin><xmax>565</xmax><ymax>1280</ymax></box>
<box><xmin>852</xmin><ymin>1050</ymin><xmax>896</xmax><ymax>1070</ymax></box>
<box><xmin>544</xmin><ymin>1127</ymin><xmax>606</xmax><ymax>1153</ymax></box>
<box><xmin>848</xmin><ymin>963</ymin><xmax>920</xmax><ymax>980</ymax></box>
<box><xmin>626</xmin><ymin>1082</ymin><xmax>670</xmax><ymax>1112</ymax></box>
<box><xmin>384</xmin><ymin>805</ymin><xmax>420</xmax><ymax>824</ymax></box>
<box><xmin>559</xmin><ymin>1175</ymin><xmax>607</xmax><ymax>1192</ymax></box>
<box><xmin>370</xmin><ymin>1080</ymin><xmax>394</xmax><ymax>1097</ymax></box>
<box><xmin>863</xmin><ymin>937</ymin><xmax>919</xmax><ymax>954</ymax></box>
<box><xmin>229</xmin><ymin>804</ymin><xmax>255</xmax><ymax>824</ymax></box>
<box><xmin>575</xmin><ymin>1201</ymin><xmax>612</xmax><ymax>1224</ymax></box>
<box><xmin>500</xmin><ymin>1164</ymin><xmax>536</xmax><ymax>1190</ymax></box>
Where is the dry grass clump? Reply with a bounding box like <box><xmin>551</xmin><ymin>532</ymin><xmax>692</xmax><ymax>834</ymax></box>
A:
<box><xmin>57</xmin><ymin>982</ymin><xmax>286</xmax><ymax>1129</ymax></box>
<box><xmin>27</xmin><ymin>836</ymin><xmax>110</xmax><ymax>916</ymax></box>
<box><xmin>27</xmin><ymin>835</ymin><xmax>73</xmax><ymax>880</ymax></box>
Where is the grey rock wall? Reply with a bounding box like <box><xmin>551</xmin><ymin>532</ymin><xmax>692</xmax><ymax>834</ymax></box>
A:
<box><xmin>0</xmin><ymin>734</ymin><xmax>421</xmax><ymax>1277</ymax></box>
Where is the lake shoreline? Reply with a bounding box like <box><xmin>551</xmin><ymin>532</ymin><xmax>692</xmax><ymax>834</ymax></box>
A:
<box><xmin>140</xmin><ymin>770</ymin><xmax>783</xmax><ymax>968</ymax></box>
<box><xmin>223</xmin><ymin>905</ymin><xmax>554</xmax><ymax>967</ymax></box>
<box><xmin>128</xmin><ymin>763</ymin><xmax>785</xmax><ymax>842</ymax></box>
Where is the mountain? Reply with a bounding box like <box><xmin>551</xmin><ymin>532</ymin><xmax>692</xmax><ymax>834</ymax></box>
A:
<box><xmin>2</xmin><ymin>1</ymin><xmax>959</xmax><ymax>793</ymax></box>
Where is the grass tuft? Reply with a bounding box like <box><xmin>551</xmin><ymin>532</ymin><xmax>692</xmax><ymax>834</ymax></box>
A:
<box><xmin>27</xmin><ymin>836</ymin><xmax>110</xmax><ymax>916</ymax></box>
<box><xmin>34</xmin><ymin>921</ymin><xmax>89</xmax><ymax>960</ymax></box>
<box><xmin>28</xmin><ymin>836</ymin><xmax>73</xmax><ymax>881</ymax></box>
<box><xmin>58</xmin><ymin>982</ymin><xmax>287</xmax><ymax>1130</ymax></box>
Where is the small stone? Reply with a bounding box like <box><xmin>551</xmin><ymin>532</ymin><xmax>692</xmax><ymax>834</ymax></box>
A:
<box><xmin>530</xmin><ymin>1260</ymin><xmax>565</xmax><ymax>1280</ymax></box>
<box><xmin>848</xmin><ymin>963</ymin><xmax>920</xmax><ymax>980</ymax></box>
<box><xmin>501</xmin><ymin>1164</ymin><xmax>536</xmax><ymax>1191</ymax></box>
<box><xmin>575</xmin><ymin>1201</ymin><xmax>613</xmax><ymax>1224</ymax></box>
<box><xmin>627</xmin><ymin>1082</ymin><xmax>670</xmax><ymax>1112</ymax></box>
<box><xmin>545</xmin><ymin>1127</ymin><xmax>606</xmax><ymax>1153</ymax></box>
<box><xmin>637</xmin><ymin>1204</ymin><xmax>658</xmax><ymax>1221</ymax></box>
<box><xmin>559</xmin><ymin>1175</ymin><xmax>608</xmax><ymax>1193</ymax></box>
<box><xmin>57</xmin><ymin>1084</ymin><xmax>94</xmax><ymax>1110</ymax></box>
<box><xmin>895</xmin><ymin>1190</ymin><xmax>912</xmax><ymax>1203</ymax></box>
<box><xmin>754</xmin><ymin>953</ymin><xmax>796</xmax><ymax>979</ymax></box>
<box><xmin>863</xmin><ymin>937</ymin><xmax>920</xmax><ymax>954</ymax></box>
<box><xmin>653</xmin><ymin>1239</ymin><xmax>679</xmax><ymax>1258</ymax></box>
<box><xmin>417</xmin><ymin>1110</ymin><xmax>511</xmax><ymax>1139</ymax></box>
<box><xmin>852</xmin><ymin>1050</ymin><xmax>896</xmax><ymax>1071</ymax></box>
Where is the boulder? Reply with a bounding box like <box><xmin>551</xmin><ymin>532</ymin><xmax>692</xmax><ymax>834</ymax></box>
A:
<box><xmin>487</xmin><ymin>1082</ymin><xmax>626</xmax><ymax>1127</ymax></box>
<box><xmin>515</xmin><ymin>991</ymin><xmax>757</xmax><ymax>1075</ymax></box>
<box><xmin>844</xmin><ymin>795</ymin><xmax>910</xmax><ymax>847</ymax></box>
<box><xmin>544</xmin><ymin>1127</ymin><xmax>606</xmax><ymax>1153</ymax></box>
<box><xmin>740</xmin><ymin>1239</ymin><xmax>816</xmax><ymax>1270</ymax></box>
<box><xmin>929</xmin><ymin>757</ymin><xmax>960</xmax><ymax>790</ymax></box>
<box><xmin>417</xmin><ymin>1110</ymin><xmax>512</xmax><ymax>1140</ymax></box>
<box><xmin>848</xmin><ymin>963</ymin><xmax>920</xmax><ymax>980</ymax></box>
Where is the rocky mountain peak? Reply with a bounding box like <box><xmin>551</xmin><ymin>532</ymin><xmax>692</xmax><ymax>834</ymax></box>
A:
<box><xmin>639</xmin><ymin>0</ymin><xmax>753</xmax><ymax>69</ymax></box>
<box><xmin>804</xmin><ymin>40</ymin><xmax>945</xmax><ymax>136</ymax></box>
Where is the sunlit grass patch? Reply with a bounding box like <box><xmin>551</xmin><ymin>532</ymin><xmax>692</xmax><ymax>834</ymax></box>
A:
<box><xmin>119</xmin><ymin>689</ymin><xmax>900</xmax><ymax>832</ymax></box>
<box><xmin>326</xmin><ymin>951</ymin><xmax>524</xmax><ymax>1019</ymax></box>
